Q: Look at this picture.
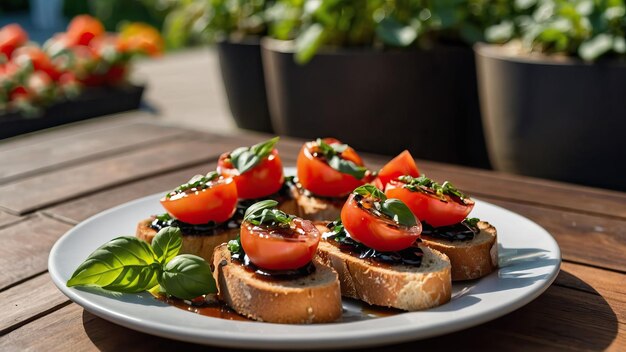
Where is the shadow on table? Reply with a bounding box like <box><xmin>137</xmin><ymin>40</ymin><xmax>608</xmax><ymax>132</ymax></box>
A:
<box><xmin>373</xmin><ymin>269</ymin><xmax>619</xmax><ymax>351</ymax></box>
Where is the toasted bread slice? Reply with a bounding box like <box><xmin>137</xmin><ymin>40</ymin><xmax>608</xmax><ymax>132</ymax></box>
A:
<box><xmin>212</xmin><ymin>244</ymin><xmax>342</xmax><ymax>324</ymax></box>
<box><xmin>316</xmin><ymin>240</ymin><xmax>451</xmax><ymax>311</ymax></box>
<box><xmin>420</xmin><ymin>221</ymin><xmax>498</xmax><ymax>281</ymax></box>
<box><xmin>136</xmin><ymin>218</ymin><xmax>239</xmax><ymax>262</ymax></box>
<box><xmin>287</xmin><ymin>184</ymin><xmax>345</xmax><ymax>221</ymax></box>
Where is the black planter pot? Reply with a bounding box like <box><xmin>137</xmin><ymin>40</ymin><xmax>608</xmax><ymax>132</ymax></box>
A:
<box><xmin>0</xmin><ymin>84</ymin><xmax>144</xmax><ymax>140</ymax></box>
<box><xmin>475</xmin><ymin>44</ymin><xmax>626</xmax><ymax>191</ymax></box>
<box><xmin>217</xmin><ymin>39</ymin><xmax>273</xmax><ymax>133</ymax></box>
<box><xmin>261</xmin><ymin>38</ymin><xmax>490</xmax><ymax>169</ymax></box>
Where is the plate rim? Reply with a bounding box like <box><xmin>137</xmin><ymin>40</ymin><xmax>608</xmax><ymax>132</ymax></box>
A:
<box><xmin>48</xmin><ymin>191</ymin><xmax>561</xmax><ymax>349</ymax></box>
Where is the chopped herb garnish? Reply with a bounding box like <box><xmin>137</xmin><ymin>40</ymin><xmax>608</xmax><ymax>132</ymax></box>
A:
<box><xmin>399</xmin><ymin>175</ymin><xmax>470</xmax><ymax>201</ymax></box>
<box><xmin>165</xmin><ymin>171</ymin><xmax>219</xmax><ymax>198</ymax></box>
<box><xmin>351</xmin><ymin>185</ymin><xmax>417</xmax><ymax>227</ymax></box>
<box><xmin>227</xmin><ymin>237</ymin><xmax>244</xmax><ymax>259</ymax></box>
<box><xmin>315</xmin><ymin>138</ymin><xmax>367</xmax><ymax>179</ymax></box>
<box><xmin>229</xmin><ymin>137</ymin><xmax>279</xmax><ymax>174</ymax></box>
<box><xmin>464</xmin><ymin>217</ymin><xmax>480</xmax><ymax>228</ymax></box>
<box><xmin>243</xmin><ymin>200</ymin><xmax>293</xmax><ymax>227</ymax></box>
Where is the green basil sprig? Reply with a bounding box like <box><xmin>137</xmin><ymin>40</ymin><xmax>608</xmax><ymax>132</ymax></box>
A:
<box><xmin>243</xmin><ymin>199</ymin><xmax>293</xmax><ymax>227</ymax></box>
<box><xmin>352</xmin><ymin>185</ymin><xmax>417</xmax><ymax>227</ymax></box>
<box><xmin>67</xmin><ymin>227</ymin><xmax>216</xmax><ymax>300</ymax></box>
<box><xmin>166</xmin><ymin>171</ymin><xmax>219</xmax><ymax>199</ymax></box>
<box><xmin>315</xmin><ymin>138</ymin><xmax>367</xmax><ymax>179</ymax></box>
<box><xmin>229</xmin><ymin>137</ymin><xmax>279</xmax><ymax>174</ymax></box>
<box><xmin>398</xmin><ymin>175</ymin><xmax>470</xmax><ymax>201</ymax></box>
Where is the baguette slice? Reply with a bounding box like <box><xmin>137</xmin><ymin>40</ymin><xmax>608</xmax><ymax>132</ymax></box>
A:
<box><xmin>212</xmin><ymin>244</ymin><xmax>342</xmax><ymax>324</ymax></box>
<box><xmin>420</xmin><ymin>221</ymin><xmax>498</xmax><ymax>281</ymax></box>
<box><xmin>136</xmin><ymin>218</ymin><xmax>238</xmax><ymax>263</ymax></box>
<box><xmin>288</xmin><ymin>184</ymin><xmax>345</xmax><ymax>221</ymax></box>
<box><xmin>316</xmin><ymin>240</ymin><xmax>451</xmax><ymax>311</ymax></box>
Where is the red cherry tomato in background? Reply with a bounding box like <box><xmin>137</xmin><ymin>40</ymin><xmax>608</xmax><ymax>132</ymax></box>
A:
<box><xmin>374</xmin><ymin>150</ymin><xmax>420</xmax><ymax>189</ymax></box>
<box><xmin>217</xmin><ymin>149</ymin><xmax>284</xmax><ymax>199</ymax></box>
<box><xmin>160</xmin><ymin>177</ymin><xmax>238</xmax><ymax>224</ymax></box>
<box><xmin>385</xmin><ymin>180</ymin><xmax>474</xmax><ymax>227</ymax></box>
<box><xmin>240</xmin><ymin>217</ymin><xmax>320</xmax><ymax>271</ymax></box>
<box><xmin>66</xmin><ymin>15</ymin><xmax>105</xmax><ymax>46</ymax></box>
<box><xmin>341</xmin><ymin>193</ymin><xmax>421</xmax><ymax>252</ymax></box>
<box><xmin>0</xmin><ymin>24</ymin><xmax>28</xmax><ymax>59</ymax></box>
<box><xmin>12</xmin><ymin>46</ymin><xmax>61</xmax><ymax>80</ymax></box>
<box><xmin>297</xmin><ymin>138</ymin><xmax>366</xmax><ymax>197</ymax></box>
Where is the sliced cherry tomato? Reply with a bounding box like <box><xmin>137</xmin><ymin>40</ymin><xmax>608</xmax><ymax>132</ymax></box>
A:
<box><xmin>217</xmin><ymin>149</ymin><xmax>284</xmax><ymax>199</ymax></box>
<box><xmin>297</xmin><ymin>138</ymin><xmax>366</xmax><ymax>197</ymax></box>
<box><xmin>0</xmin><ymin>24</ymin><xmax>28</xmax><ymax>59</ymax></box>
<box><xmin>160</xmin><ymin>175</ymin><xmax>237</xmax><ymax>224</ymax></box>
<box><xmin>385</xmin><ymin>179</ymin><xmax>474</xmax><ymax>227</ymax></box>
<box><xmin>66</xmin><ymin>15</ymin><xmax>105</xmax><ymax>46</ymax></box>
<box><xmin>240</xmin><ymin>217</ymin><xmax>320</xmax><ymax>271</ymax></box>
<box><xmin>374</xmin><ymin>150</ymin><xmax>420</xmax><ymax>189</ymax></box>
<box><xmin>341</xmin><ymin>193</ymin><xmax>421</xmax><ymax>252</ymax></box>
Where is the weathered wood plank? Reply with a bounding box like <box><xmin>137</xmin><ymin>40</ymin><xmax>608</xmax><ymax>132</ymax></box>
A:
<box><xmin>0</xmin><ymin>111</ymin><xmax>152</xmax><ymax>150</ymax></box>
<box><xmin>0</xmin><ymin>215</ymin><xmax>72</xmax><ymax>291</ymax></box>
<box><xmin>485</xmin><ymin>197</ymin><xmax>626</xmax><ymax>273</ymax></box>
<box><xmin>559</xmin><ymin>262</ymin><xmax>626</xmax><ymax>303</ymax></box>
<box><xmin>0</xmin><ymin>273</ymin><xmax>68</xmax><ymax>335</ymax></box>
<box><xmin>0</xmin><ymin>123</ymin><xmax>187</xmax><ymax>183</ymax></box>
<box><xmin>43</xmin><ymin>164</ymin><xmax>217</xmax><ymax>224</ymax></box>
<box><xmin>0</xmin><ymin>138</ymin><xmax>247</xmax><ymax>215</ymax></box>
<box><xmin>0</xmin><ymin>211</ymin><xmax>22</xmax><ymax>228</ymax></box>
<box><xmin>418</xmin><ymin>161</ymin><xmax>626</xmax><ymax>219</ymax></box>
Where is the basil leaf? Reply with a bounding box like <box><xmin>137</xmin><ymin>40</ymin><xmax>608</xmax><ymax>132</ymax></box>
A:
<box><xmin>229</xmin><ymin>137</ymin><xmax>279</xmax><ymax>174</ymax></box>
<box><xmin>159</xmin><ymin>254</ymin><xmax>216</xmax><ymax>300</ymax></box>
<box><xmin>152</xmin><ymin>227</ymin><xmax>182</xmax><ymax>264</ymax></box>
<box><xmin>243</xmin><ymin>199</ymin><xmax>279</xmax><ymax>221</ymax></box>
<box><xmin>380</xmin><ymin>199</ymin><xmax>417</xmax><ymax>227</ymax></box>
<box><xmin>227</xmin><ymin>237</ymin><xmax>242</xmax><ymax>254</ymax></box>
<box><xmin>328</xmin><ymin>156</ymin><xmax>368</xmax><ymax>179</ymax></box>
<box><xmin>67</xmin><ymin>237</ymin><xmax>159</xmax><ymax>293</ymax></box>
<box><xmin>465</xmin><ymin>217</ymin><xmax>480</xmax><ymax>227</ymax></box>
<box><xmin>353</xmin><ymin>184</ymin><xmax>386</xmax><ymax>200</ymax></box>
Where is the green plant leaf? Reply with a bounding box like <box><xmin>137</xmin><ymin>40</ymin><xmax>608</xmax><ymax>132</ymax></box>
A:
<box><xmin>327</xmin><ymin>156</ymin><xmax>368</xmax><ymax>179</ymax></box>
<box><xmin>229</xmin><ymin>137</ymin><xmax>279</xmax><ymax>174</ymax></box>
<box><xmin>152</xmin><ymin>227</ymin><xmax>183</xmax><ymax>264</ymax></box>
<box><xmin>243</xmin><ymin>199</ymin><xmax>279</xmax><ymax>220</ymax></box>
<box><xmin>579</xmin><ymin>34</ymin><xmax>614</xmax><ymax>61</ymax></box>
<box><xmin>159</xmin><ymin>254</ymin><xmax>216</xmax><ymax>300</ymax></box>
<box><xmin>353</xmin><ymin>184</ymin><xmax>386</xmax><ymax>200</ymax></box>
<box><xmin>376</xmin><ymin>17</ymin><xmax>417</xmax><ymax>47</ymax></box>
<box><xmin>295</xmin><ymin>23</ymin><xmax>326</xmax><ymax>64</ymax></box>
<box><xmin>67</xmin><ymin>237</ymin><xmax>159</xmax><ymax>293</ymax></box>
<box><xmin>380</xmin><ymin>199</ymin><xmax>417</xmax><ymax>227</ymax></box>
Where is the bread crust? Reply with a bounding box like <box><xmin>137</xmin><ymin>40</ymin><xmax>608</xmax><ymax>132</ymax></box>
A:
<box><xmin>212</xmin><ymin>244</ymin><xmax>342</xmax><ymax>324</ymax></box>
<box><xmin>136</xmin><ymin>218</ymin><xmax>239</xmax><ymax>263</ymax></box>
<box><xmin>316</xmin><ymin>241</ymin><xmax>451</xmax><ymax>311</ymax></box>
<box><xmin>420</xmin><ymin>221</ymin><xmax>498</xmax><ymax>281</ymax></box>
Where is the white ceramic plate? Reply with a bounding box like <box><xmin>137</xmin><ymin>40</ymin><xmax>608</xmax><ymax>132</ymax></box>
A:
<box><xmin>49</xmin><ymin>176</ymin><xmax>561</xmax><ymax>349</ymax></box>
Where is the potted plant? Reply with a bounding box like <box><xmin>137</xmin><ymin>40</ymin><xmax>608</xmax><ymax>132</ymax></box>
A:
<box><xmin>0</xmin><ymin>16</ymin><xmax>162</xmax><ymax>139</ymax></box>
<box><xmin>260</xmin><ymin>0</ymin><xmax>506</xmax><ymax>168</ymax></box>
<box><xmin>476</xmin><ymin>0</ymin><xmax>626</xmax><ymax>191</ymax></box>
<box><xmin>164</xmin><ymin>0</ymin><xmax>274</xmax><ymax>133</ymax></box>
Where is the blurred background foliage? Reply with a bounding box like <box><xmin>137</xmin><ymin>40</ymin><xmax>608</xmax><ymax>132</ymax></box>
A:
<box><xmin>2</xmin><ymin>0</ymin><xmax>624</xmax><ymax>61</ymax></box>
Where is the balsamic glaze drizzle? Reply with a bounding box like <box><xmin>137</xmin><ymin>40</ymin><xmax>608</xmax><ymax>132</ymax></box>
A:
<box><xmin>421</xmin><ymin>221</ymin><xmax>479</xmax><ymax>241</ymax></box>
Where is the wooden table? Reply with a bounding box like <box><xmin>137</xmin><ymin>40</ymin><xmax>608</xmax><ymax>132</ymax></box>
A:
<box><xmin>0</xmin><ymin>116</ymin><xmax>624</xmax><ymax>351</ymax></box>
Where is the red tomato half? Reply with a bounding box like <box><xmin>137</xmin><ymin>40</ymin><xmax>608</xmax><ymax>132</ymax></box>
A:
<box><xmin>374</xmin><ymin>150</ymin><xmax>420</xmax><ymax>189</ymax></box>
<box><xmin>66</xmin><ymin>15</ymin><xmax>105</xmax><ymax>46</ymax></box>
<box><xmin>160</xmin><ymin>177</ymin><xmax>237</xmax><ymax>224</ymax></box>
<box><xmin>217</xmin><ymin>149</ymin><xmax>284</xmax><ymax>199</ymax></box>
<box><xmin>385</xmin><ymin>180</ymin><xmax>474</xmax><ymax>227</ymax></box>
<box><xmin>0</xmin><ymin>24</ymin><xmax>28</xmax><ymax>59</ymax></box>
<box><xmin>297</xmin><ymin>138</ymin><xmax>366</xmax><ymax>197</ymax></box>
<box><xmin>240</xmin><ymin>218</ymin><xmax>320</xmax><ymax>271</ymax></box>
<box><xmin>341</xmin><ymin>193</ymin><xmax>421</xmax><ymax>252</ymax></box>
